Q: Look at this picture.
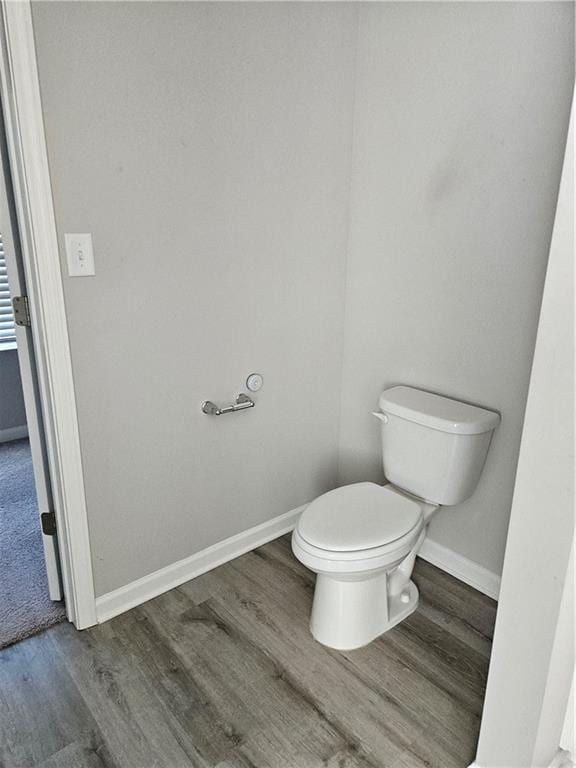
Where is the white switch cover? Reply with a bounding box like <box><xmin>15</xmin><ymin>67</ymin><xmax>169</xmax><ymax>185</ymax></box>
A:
<box><xmin>65</xmin><ymin>233</ymin><xmax>95</xmax><ymax>277</ymax></box>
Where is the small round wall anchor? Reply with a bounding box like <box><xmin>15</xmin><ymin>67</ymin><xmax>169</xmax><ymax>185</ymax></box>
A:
<box><xmin>246</xmin><ymin>373</ymin><xmax>264</xmax><ymax>392</ymax></box>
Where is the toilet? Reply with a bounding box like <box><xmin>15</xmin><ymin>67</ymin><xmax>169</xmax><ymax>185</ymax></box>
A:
<box><xmin>292</xmin><ymin>385</ymin><xmax>500</xmax><ymax>650</ymax></box>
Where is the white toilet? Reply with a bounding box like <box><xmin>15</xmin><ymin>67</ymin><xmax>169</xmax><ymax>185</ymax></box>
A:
<box><xmin>292</xmin><ymin>385</ymin><xmax>500</xmax><ymax>650</ymax></box>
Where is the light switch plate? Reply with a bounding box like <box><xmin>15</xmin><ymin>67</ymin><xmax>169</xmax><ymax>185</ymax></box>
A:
<box><xmin>65</xmin><ymin>233</ymin><xmax>95</xmax><ymax>277</ymax></box>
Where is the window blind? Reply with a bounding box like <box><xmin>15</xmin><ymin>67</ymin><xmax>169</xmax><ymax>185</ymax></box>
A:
<box><xmin>0</xmin><ymin>234</ymin><xmax>17</xmax><ymax>346</ymax></box>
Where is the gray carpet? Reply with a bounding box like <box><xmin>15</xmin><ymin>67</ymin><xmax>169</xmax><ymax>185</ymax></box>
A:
<box><xmin>0</xmin><ymin>438</ymin><xmax>66</xmax><ymax>649</ymax></box>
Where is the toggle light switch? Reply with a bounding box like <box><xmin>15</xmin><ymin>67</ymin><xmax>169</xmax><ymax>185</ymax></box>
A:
<box><xmin>65</xmin><ymin>233</ymin><xmax>95</xmax><ymax>277</ymax></box>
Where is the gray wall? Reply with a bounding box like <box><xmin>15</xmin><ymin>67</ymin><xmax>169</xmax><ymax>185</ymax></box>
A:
<box><xmin>31</xmin><ymin>2</ymin><xmax>573</xmax><ymax>597</ymax></box>
<box><xmin>32</xmin><ymin>2</ymin><xmax>357</xmax><ymax>596</ymax></box>
<box><xmin>0</xmin><ymin>349</ymin><xmax>27</xmax><ymax>433</ymax></box>
<box><xmin>338</xmin><ymin>2</ymin><xmax>574</xmax><ymax>576</ymax></box>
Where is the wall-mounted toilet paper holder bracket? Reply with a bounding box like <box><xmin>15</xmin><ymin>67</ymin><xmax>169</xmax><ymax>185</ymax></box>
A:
<box><xmin>202</xmin><ymin>393</ymin><xmax>255</xmax><ymax>416</ymax></box>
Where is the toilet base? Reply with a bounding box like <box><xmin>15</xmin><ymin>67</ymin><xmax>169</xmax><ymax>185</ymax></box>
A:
<box><xmin>310</xmin><ymin>572</ymin><xmax>419</xmax><ymax>651</ymax></box>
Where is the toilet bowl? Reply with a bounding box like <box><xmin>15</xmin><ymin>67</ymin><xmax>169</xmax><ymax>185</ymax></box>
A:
<box><xmin>292</xmin><ymin>385</ymin><xmax>500</xmax><ymax>650</ymax></box>
<box><xmin>292</xmin><ymin>483</ymin><xmax>437</xmax><ymax>650</ymax></box>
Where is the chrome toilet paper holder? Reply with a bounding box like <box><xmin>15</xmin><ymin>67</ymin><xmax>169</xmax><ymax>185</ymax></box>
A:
<box><xmin>202</xmin><ymin>393</ymin><xmax>255</xmax><ymax>416</ymax></box>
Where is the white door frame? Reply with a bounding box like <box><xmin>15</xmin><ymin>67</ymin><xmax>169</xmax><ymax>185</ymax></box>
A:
<box><xmin>0</xmin><ymin>1</ymin><xmax>96</xmax><ymax>629</ymax></box>
<box><xmin>469</xmin><ymin>97</ymin><xmax>574</xmax><ymax>768</ymax></box>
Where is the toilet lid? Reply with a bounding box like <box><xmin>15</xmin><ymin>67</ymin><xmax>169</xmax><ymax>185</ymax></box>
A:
<box><xmin>298</xmin><ymin>483</ymin><xmax>422</xmax><ymax>552</ymax></box>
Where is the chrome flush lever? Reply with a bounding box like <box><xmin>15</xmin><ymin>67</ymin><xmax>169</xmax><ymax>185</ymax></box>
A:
<box><xmin>202</xmin><ymin>393</ymin><xmax>255</xmax><ymax>416</ymax></box>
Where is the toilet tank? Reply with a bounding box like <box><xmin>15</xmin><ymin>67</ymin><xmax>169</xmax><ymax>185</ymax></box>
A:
<box><xmin>375</xmin><ymin>386</ymin><xmax>500</xmax><ymax>506</ymax></box>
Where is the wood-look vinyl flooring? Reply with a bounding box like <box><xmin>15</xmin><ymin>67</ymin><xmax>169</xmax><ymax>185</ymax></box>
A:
<box><xmin>0</xmin><ymin>535</ymin><xmax>497</xmax><ymax>768</ymax></box>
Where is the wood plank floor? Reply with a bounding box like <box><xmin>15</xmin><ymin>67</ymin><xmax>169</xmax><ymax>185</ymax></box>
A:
<box><xmin>0</xmin><ymin>535</ymin><xmax>497</xmax><ymax>768</ymax></box>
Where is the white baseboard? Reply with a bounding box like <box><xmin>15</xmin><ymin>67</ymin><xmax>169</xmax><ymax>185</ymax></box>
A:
<box><xmin>469</xmin><ymin>748</ymin><xmax>575</xmax><ymax>768</ymax></box>
<box><xmin>0</xmin><ymin>424</ymin><xmax>28</xmax><ymax>443</ymax></box>
<box><xmin>419</xmin><ymin>536</ymin><xmax>501</xmax><ymax>600</ymax></box>
<box><xmin>96</xmin><ymin>504</ymin><xmax>501</xmax><ymax>624</ymax></box>
<box><xmin>96</xmin><ymin>505</ymin><xmax>306</xmax><ymax>624</ymax></box>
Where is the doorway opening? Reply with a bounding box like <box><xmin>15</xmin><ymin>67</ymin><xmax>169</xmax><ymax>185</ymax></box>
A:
<box><xmin>0</xmin><ymin>158</ymin><xmax>65</xmax><ymax>648</ymax></box>
<box><xmin>0</xmin><ymin>438</ymin><xmax>65</xmax><ymax>647</ymax></box>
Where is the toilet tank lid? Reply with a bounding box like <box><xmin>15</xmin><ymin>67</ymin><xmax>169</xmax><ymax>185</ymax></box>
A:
<box><xmin>378</xmin><ymin>386</ymin><xmax>500</xmax><ymax>435</ymax></box>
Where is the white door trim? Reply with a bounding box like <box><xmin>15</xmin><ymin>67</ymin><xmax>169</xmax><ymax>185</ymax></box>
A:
<box><xmin>0</xmin><ymin>1</ymin><xmax>96</xmax><ymax>628</ymax></box>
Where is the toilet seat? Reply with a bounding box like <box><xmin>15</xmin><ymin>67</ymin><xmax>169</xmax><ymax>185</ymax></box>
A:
<box><xmin>293</xmin><ymin>483</ymin><xmax>424</xmax><ymax>574</ymax></box>
<box><xmin>297</xmin><ymin>483</ymin><xmax>423</xmax><ymax>552</ymax></box>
